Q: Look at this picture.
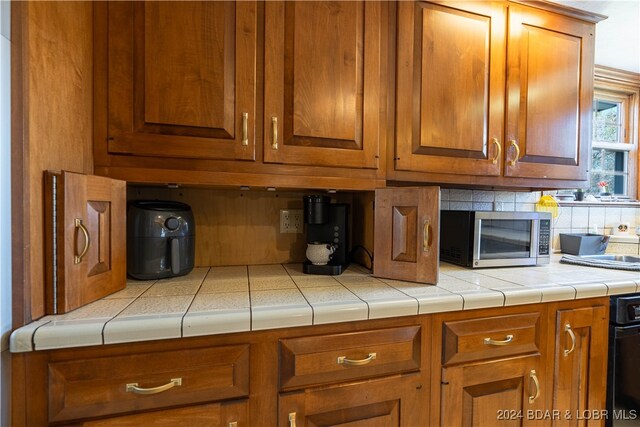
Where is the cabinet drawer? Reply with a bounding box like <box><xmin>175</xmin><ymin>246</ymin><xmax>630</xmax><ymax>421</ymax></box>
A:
<box><xmin>79</xmin><ymin>400</ymin><xmax>247</xmax><ymax>427</ymax></box>
<box><xmin>442</xmin><ymin>313</ymin><xmax>540</xmax><ymax>365</ymax></box>
<box><xmin>48</xmin><ymin>344</ymin><xmax>250</xmax><ymax>423</ymax></box>
<box><xmin>279</xmin><ymin>326</ymin><xmax>421</xmax><ymax>390</ymax></box>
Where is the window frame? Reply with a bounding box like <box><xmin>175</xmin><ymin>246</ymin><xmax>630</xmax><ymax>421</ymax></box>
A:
<box><xmin>592</xmin><ymin>66</ymin><xmax>640</xmax><ymax>200</ymax></box>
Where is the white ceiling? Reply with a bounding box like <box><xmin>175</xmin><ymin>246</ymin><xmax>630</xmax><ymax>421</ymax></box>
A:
<box><xmin>551</xmin><ymin>1</ymin><xmax>640</xmax><ymax>74</ymax></box>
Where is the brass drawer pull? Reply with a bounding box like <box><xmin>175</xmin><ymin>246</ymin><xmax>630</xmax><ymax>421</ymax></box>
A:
<box><xmin>491</xmin><ymin>138</ymin><xmax>501</xmax><ymax>164</ymax></box>
<box><xmin>483</xmin><ymin>334</ymin><xmax>513</xmax><ymax>346</ymax></box>
<box><xmin>229</xmin><ymin>423</ymin><xmax>238</xmax><ymax>427</ymax></box>
<box><xmin>241</xmin><ymin>112</ymin><xmax>249</xmax><ymax>146</ymax></box>
<box><xmin>288</xmin><ymin>412</ymin><xmax>297</xmax><ymax>427</ymax></box>
<box><xmin>423</xmin><ymin>219</ymin><xmax>431</xmax><ymax>253</ymax></box>
<box><xmin>74</xmin><ymin>218</ymin><xmax>90</xmax><ymax>264</ymax></box>
<box><xmin>337</xmin><ymin>352</ymin><xmax>377</xmax><ymax>366</ymax></box>
<box><xmin>271</xmin><ymin>116</ymin><xmax>278</xmax><ymax>149</ymax></box>
<box><xmin>508</xmin><ymin>140</ymin><xmax>520</xmax><ymax>166</ymax></box>
<box><xmin>563</xmin><ymin>323</ymin><xmax>576</xmax><ymax>356</ymax></box>
<box><xmin>125</xmin><ymin>377</ymin><xmax>182</xmax><ymax>395</ymax></box>
<box><xmin>529</xmin><ymin>369</ymin><xmax>540</xmax><ymax>403</ymax></box>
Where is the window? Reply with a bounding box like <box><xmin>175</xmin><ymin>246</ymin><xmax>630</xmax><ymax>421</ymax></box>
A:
<box><xmin>588</xmin><ymin>67</ymin><xmax>639</xmax><ymax>199</ymax></box>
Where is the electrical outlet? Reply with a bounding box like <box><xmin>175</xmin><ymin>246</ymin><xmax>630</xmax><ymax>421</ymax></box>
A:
<box><xmin>280</xmin><ymin>209</ymin><xmax>303</xmax><ymax>233</ymax></box>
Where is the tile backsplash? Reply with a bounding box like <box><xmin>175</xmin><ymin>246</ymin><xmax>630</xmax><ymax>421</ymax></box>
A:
<box><xmin>441</xmin><ymin>189</ymin><xmax>640</xmax><ymax>253</ymax></box>
<box><xmin>441</xmin><ymin>189</ymin><xmax>541</xmax><ymax>212</ymax></box>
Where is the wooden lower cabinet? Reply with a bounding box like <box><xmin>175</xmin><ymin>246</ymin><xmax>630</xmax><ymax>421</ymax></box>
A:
<box><xmin>279</xmin><ymin>374</ymin><xmax>427</xmax><ymax>427</ymax></box>
<box><xmin>13</xmin><ymin>299</ymin><xmax>609</xmax><ymax>426</ymax></box>
<box><xmin>76</xmin><ymin>400</ymin><xmax>247</xmax><ymax>427</ymax></box>
<box><xmin>552</xmin><ymin>304</ymin><xmax>608</xmax><ymax>427</ymax></box>
<box><xmin>441</xmin><ymin>355</ymin><xmax>548</xmax><ymax>427</ymax></box>
<box><xmin>431</xmin><ymin>299</ymin><xmax>609</xmax><ymax>427</ymax></box>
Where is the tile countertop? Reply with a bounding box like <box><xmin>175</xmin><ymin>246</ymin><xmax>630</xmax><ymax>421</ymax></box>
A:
<box><xmin>10</xmin><ymin>259</ymin><xmax>640</xmax><ymax>353</ymax></box>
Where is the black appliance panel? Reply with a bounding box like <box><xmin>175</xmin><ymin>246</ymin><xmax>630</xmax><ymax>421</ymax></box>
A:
<box><xmin>439</xmin><ymin>210</ymin><xmax>474</xmax><ymax>267</ymax></box>
<box><xmin>607</xmin><ymin>293</ymin><xmax>640</xmax><ymax>427</ymax></box>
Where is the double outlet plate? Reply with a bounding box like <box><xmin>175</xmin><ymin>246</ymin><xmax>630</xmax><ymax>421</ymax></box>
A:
<box><xmin>280</xmin><ymin>209</ymin><xmax>303</xmax><ymax>234</ymax></box>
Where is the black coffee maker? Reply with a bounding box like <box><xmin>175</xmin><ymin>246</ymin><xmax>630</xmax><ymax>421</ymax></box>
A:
<box><xmin>303</xmin><ymin>195</ymin><xmax>349</xmax><ymax>275</ymax></box>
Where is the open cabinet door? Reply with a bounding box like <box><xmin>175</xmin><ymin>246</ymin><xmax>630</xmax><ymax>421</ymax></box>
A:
<box><xmin>45</xmin><ymin>171</ymin><xmax>126</xmax><ymax>314</ymax></box>
<box><xmin>373</xmin><ymin>187</ymin><xmax>440</xmax><ymax>283</ymax></box>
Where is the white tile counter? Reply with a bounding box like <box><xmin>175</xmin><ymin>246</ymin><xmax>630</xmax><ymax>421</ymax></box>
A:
<box><xmin>10</xmin><ymin>259</ymin><xmax>640</xmax><ymax>353</ymax></box>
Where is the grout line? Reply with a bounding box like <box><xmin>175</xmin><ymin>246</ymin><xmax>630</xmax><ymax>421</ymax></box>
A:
<box><xmin>283</xmin><ymin>264</ymin><xmax>315</xmax><ymax>325</ymax></box>
<box><xmin>180</xmin><ymin>267</ymin><xmax>210</xmax><ymax>338</ymax></box>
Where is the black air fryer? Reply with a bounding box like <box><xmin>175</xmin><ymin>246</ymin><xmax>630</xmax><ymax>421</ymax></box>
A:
<box><xmin>127</xmin><ymin>201</ymin><xmax>195</xmax><ymax>280</ymax></box>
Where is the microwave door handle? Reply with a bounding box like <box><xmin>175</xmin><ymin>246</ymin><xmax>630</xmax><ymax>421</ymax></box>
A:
<box><xmin>170</xmin><ymin>238</ymin><xmax>180</xmax><ymax>274</ymax></box>
<box><xmin>531</xmin><ymin>221</ymin><xmax>540</xmax><ymax>257</ymax></box>
<box><xmin>473</xmin><ymin>218</ymin><xmax>482</xmax><ymax>263</ymax></box>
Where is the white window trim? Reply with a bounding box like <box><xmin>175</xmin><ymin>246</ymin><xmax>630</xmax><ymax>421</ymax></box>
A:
<box><xmin>594</xmin><ymin>66</ymin><xmax>640</xmax><ymax>200</ymax></box>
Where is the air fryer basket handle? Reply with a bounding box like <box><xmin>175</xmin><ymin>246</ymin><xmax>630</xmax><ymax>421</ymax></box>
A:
<box><xmin>171</xmin><ymin>238</ymin><xmax>180</xmax><ymax>274</ymax></box>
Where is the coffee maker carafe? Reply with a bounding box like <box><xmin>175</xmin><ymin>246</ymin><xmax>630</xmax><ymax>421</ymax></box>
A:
<box><xmin>303</xmin><ymin>195</ymin><xmax>349</xmax><ymax>275</ymax></box>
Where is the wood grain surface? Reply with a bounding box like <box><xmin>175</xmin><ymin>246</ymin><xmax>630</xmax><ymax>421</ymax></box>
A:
<box><xmin>14</xmin><ymin>1</ymin><xmax>94</xmax><ymax>322</ymax></box>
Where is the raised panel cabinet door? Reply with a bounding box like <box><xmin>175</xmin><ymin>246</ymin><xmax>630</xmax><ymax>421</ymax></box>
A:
<box><xmin>79</xmin><ymin>400</ymin><xmax>248</xmax><ymax>426</ymax></box>
<box><xmin>441</xmin><ymin>355</ymin><xmax>549</xmax><ymax>426</ymax></box>
<box><xmin>505</xmin><ymin>4</ymin><xmax>594</xmax><ymax>180</ymax></box>
<box><xmin>553</xmin><ymin>306</ymin><xmax>608</xmax><ymax>427</ymax></box>
<box><xmin>395</xmin><ymin>1</ymin><xmax>505</xmax><ymax>176</ymax></box>
<box><xmin>373</xmin><ymin>187</ymin><xmax>439</xmax><ymax>283</ymax></box>
<box><xmin>106</xmin><ymin>1</ymin><xmax>257</xmax><ymax>160</ymax></box>
<box><xmin>278</xmin><ymin>375</ymin><xmax>427</xmax><ymax>427</ymax></box>
<box><xmin>264</xmin><ymin>1</ymin><xmax>383</xmax><ymax>169</ymax></box>
<box><xmin>44</xmin><ymin>172</ymin><xmax>126</xmax><ymax>314</ymax></box>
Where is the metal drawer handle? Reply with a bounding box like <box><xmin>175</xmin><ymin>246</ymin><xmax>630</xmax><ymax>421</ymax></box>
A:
<box><xmin>564</xmin><ymin>323</ymin><xmax>576</xmax><ymax>356</ymax></box>
<box><xmin>289</xmin><ymin>412</ymin><xmax>297</xmax><ymax>427</ymax></box>
<box><xmin>229</xmin><ymin>422</ymin><xmax>238</xmax><ymax>427</ymax></box>
<box><xmin>483</xmin><ymin>334</ymin><xmax>513</xmax><ymax>346</ymax></box>
<box><xmin>337</xmin><ymin>352</ymin><xmax>377</xmax><ymax>366</ymax></box>
<box><xmin>529</xmin><ymin>370</ymin><xmax>540</xmax><ymax>404</ymax></box>
<box><xmin>125</xmin><ymin>378</ymin><xmax>182</xmax><ymax>395</ymax></box>
<box><xmin>241</xmin><ymin>112</ymin><xmax>249</xmax><ymax>146</ymax></box>
<box><xmin>423</xmin><ymin>219</ymin><xmax>431</xmax><ymax>253</ymax></box>
<box><xmin>508</xmin><ymin>140</ymin><xmax>520</xmax><ymax>166</ymax></box>
<box><xmin>491</xmin><ymin>138</ymin><xmax>501</xmax><ymax>164</ymax></box>
<box><xmin>271</xmin><ymin>117</ymin><xmax>278</xmax><ymax>149</ymax></box>
<box><xmin>74</xmin><ymin>218</ymin><xmax>90</xmax><ymax>264</ymax></box>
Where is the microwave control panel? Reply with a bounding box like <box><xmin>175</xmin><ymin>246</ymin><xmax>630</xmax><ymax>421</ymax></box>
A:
<box><xmin>538</xmin><ymin>219</ymin><xmax>551</xmax><ymax>255</ymax></box>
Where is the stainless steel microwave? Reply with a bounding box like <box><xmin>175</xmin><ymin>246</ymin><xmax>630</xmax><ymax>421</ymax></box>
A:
<box><xmin>440</xmin><ymin>210</ymin><xmax>552</xmax><ymax>268</ymax></box>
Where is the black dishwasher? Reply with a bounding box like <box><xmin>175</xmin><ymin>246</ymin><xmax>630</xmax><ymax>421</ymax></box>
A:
<box><xmin>607</xmin><ymin>294</ymin><xmax>640</xmax><ymax>426</ymax></box>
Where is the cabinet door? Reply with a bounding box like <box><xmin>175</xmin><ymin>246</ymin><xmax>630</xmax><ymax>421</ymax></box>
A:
<box><xmin>373</xmin><ymin>187</ymin><xmax>439</xmax><ymax>283</ymax></box>
<box><xmin>553</xmin><ymin>306</ymin><xmax>608</xmax><ymax>426</ymax></box>
<box><xmin>264</xmin><ymin>1</ymin><xmax>383</xmax><ymax>169</ymax></box>
<box><xmin>107</xmin><ymin>1</ymin><xmax>256</xmax><ymax>160</ymax></box>
<box><xmin>395</xmin><ymin>1</ymin><xmax>505</xmax><ymax>176</ymax></box>
<box><xmin>44</xmin><ymin>172</ymin><xmax>126</xmax><ymax>314</ymax></box>
<box><xmin>79</xmin><ymin>400</ymin><xmax>247</xmax><ymax>427</ymax></box>
<box><xmin>505</xmin><ymin>4</ymin><xmax>594</xmax><ymax>180</ymax></box>
<box><xmin>279</xmin><ymin>375</ymin><xmax>427</xmax><ymax>427</ymax></box>
<box><xmin>441</xmin><ymin>355</ymin><xmax>548</xmax><ymax>426</ymax></box>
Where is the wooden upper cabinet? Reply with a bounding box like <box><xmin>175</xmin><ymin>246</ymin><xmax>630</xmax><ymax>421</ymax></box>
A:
<box><xmin>264</xmin><ymin>1</ymin><xmax>384</xmax><ymax>169</ymax></box>
<box><xmin>395</xmin><ymin>1</ymin><xmax>506</xmax><ymax>176</ymax></box>
<box><xmin>505</xmin><ymin>4</ymin><xmax>594</xmax><ymax>181</ymax></box>
<box><xmin>106</xmin><ymin>1</ymin><xmax>257</xmax><ymax>160</ymax></box>
<box><xmin>394</xmin><ymin>1</ymin><xmax>599</xmax><ymax>184</ymax></box>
